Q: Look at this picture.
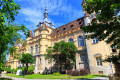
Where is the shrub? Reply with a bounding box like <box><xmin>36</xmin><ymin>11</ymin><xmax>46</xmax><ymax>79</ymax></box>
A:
<box><xmin>11</xmin><ymin>67</ymin><xmax>21</xmax><ymax>73</ymax></box>
<box><xmin>71</xmin><ymin>70</ymin><xmax>80</xmax><ymax>76</ymax></box>
<box><xmin>11</xmin><ymin>69</ymin><xmax>15</xmax><ymax>73</ymax></box>
<box><xmin>53</xmin><ymin>72</ymin><xmax>61</xmax><ymax>75</ymax></box>
<box><xmin>22</xmin><ymin>67</ymin><xmax>25</xmax><ymax>72</ymax></box>
<box><xmin>4</xmin><ymin>65</ymin><xmax>11</xmax><ymax>73</ymax></box>
<box><xmin>79</xmin><ymin>69</ymin><xmax>88</xmax><ymax>75</ymax></box>
<box><xmin>22</xmin><ymin>67</ymin><xmax>27</xmax><ymax>73</ymax></box>
<box><xmin>28</xmin><ymin>65</ymin><xmax>34</xmax><ymax>74</ymax></box>
<box><xmin>67</xmin><ymin>70</ymin><xmax>72</xmax><ymax>75</ymax></box>
<box><xmin>67</xmin><ymin>69</ymin><xmax>89</xmax><ymax>76</ymax></box>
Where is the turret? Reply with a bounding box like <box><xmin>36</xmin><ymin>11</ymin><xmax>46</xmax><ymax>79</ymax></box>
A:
<box><xmin>37</xmin><ymin>7</ymin><xmax>55</xmax><ymax>29</ymax></box>
<box><xmin>82</xmin><ymin>0</ymin><xmax>95</xmax><ymax>26</ymax></box>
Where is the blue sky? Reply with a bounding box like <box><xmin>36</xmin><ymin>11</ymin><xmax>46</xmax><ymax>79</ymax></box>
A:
<box><xmin>14</xmin><ymin>0</ymin><xmax>84</xmax><ymax>39</ymax></box>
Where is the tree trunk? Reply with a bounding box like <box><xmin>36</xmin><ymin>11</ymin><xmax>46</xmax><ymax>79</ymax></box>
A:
<box><xmin>60</xmin><ymin>62</ymin><xmax>62</xmax><ymax>73</ymax></box>
<box><xmin>113</xmin><ymin>63</ymin><xmax>120</xmax><ymax>80</ymax></box>
<box><xmin>26</xmin><ymin>63</ymin><xmax>28</xmax><ymax>74</ymax></box>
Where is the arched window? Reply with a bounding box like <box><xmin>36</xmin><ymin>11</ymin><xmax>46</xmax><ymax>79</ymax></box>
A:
<box><xmin>35</xmin><ymin>45</ymin><xmax>38</xmax><ymax>53</ymax></box>
<box><xmin>96</xmin><ymin>57</ymin><xmax>102</xmax><ymax>66</ymax></box>
<box><xmin>69</xmin><ymin>38</ymin><xmax>74</xmax><ymax>43</ymax></box>
<box><xmin>93</xmin><ymin>37</ymin><xmax>98</xmax><ymax>43</ymax></box>
<box><xmin>30</xmin><ymin>46</ymin><xmax>33</xmax><ymax>54</ymax></box>
<box><xmin>94</xmin><ymin>53</ymin><xmax>102</xmax><ymax>66</ymax></box>
<box><xmin>78</xmin><ymin>36</ymin><xmax>84</xmax><ymax>47</ymax></box>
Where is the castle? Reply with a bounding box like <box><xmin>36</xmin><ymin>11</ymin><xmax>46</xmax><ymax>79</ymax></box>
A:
<box><xmin>8</xmin><ymin>0</ymin><xmax>115</xmax><ymax>75</ymax></box>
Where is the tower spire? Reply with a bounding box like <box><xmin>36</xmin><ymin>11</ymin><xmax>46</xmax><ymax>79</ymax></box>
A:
<box><xmin>44</xmin><ymin>7</ymin><xmax>48</xmax><ymax>20</ymax></box>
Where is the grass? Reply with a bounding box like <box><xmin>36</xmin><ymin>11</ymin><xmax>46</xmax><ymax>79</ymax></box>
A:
<box><xmin>5</xmin><ymin>73</ymin><xmax>107</xmax><ymax>79</ymax></box>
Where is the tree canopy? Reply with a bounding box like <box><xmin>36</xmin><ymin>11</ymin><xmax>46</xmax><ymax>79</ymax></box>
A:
<box><xmin>45</xmin><ymin>41</ymin><xmax>77</xmax><ymax>71</ymax></box>
<box><xmin>20</xmin><ymin>53</ymin><xmax>35</xmax><ymax>74</ymax></box>
<box><xmin>82</xmin><ymin>0</ymin><xmax>120</xmax><ymax>49</ymax></box>
<box><xmin>0</xmin><ymin>0</ymin><xmax>29</xmax><ymax>72</ymax></box>
<box><xmin>81</xmin><ymin>0</ymin><xmax>120</xmax><ymax>64</ymax></box>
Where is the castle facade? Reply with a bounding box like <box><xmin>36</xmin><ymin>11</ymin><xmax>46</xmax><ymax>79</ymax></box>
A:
<box><xmin>8</xmin><ymin>0</ymin><xmax>115</xmax><ymax>75</ymax></box>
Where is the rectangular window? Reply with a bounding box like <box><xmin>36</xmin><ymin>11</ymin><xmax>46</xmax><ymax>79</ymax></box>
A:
<box><xmin>93</xmin><ymin>37</ymin><xmax>98</xmax><ymax>44</ymax></box>
<box><xmin>80</xmin><ymin>55</ymin><xmax>86</xmax><ymax>62</ymax></box>
<box><xmin>96</xmin><ymin>57</ymin><xmax>102</xmax><ymax>66</ymax></box>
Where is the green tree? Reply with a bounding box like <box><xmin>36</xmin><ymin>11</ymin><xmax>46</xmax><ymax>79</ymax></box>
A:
<box><xmin>45</xmin><ymin>41</ymin><xmax>77</xmax><ymax>72</ymax></box>
<box><xmin>4</xmin><ymin>65</ymin><xmax>11</xmax><ymax>73</ymax></box>
<box><xmin>0</xmin><ymin>0</ymin><xmax>29</xmax><ymax>73</ymax></box>
<box><xmin>1</xmin><ymin>53</ymin><xmax>7</xmax><ymax>71</ymax></box>
<box><xmin>82</xmin><ymin>0</ymin><xmax>120</xmax><ymax>48</ymax></box>
<box><xmin>81</xmin><ymin>0</ymin><xmax>120</xmax><ymax>77</ymax></box>
<box><xmin>20</xmin><ymin>53</ymin><xmax>35</xmax><ymax>74</ymax></box>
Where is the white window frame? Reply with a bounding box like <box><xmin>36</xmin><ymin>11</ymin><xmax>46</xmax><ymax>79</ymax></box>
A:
<box><xmin>96</xmin><ymin>57</ymin><xmax>102</xmax><ymax>66</ymax></box>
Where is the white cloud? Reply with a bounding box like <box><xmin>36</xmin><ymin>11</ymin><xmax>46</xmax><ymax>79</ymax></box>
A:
<box><xmin>14</xmin><ymin>0</ymin><xmax>83</xmax><ymax>34</ymax></box>
<box><xmin>18</xmin><ymin>0</ymin><xmax>83</xmax><ymax>23</ymax></box>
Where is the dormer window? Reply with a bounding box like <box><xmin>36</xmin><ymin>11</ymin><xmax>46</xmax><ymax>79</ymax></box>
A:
<box><xmin>63</xmin><ymin>28</ymin><xmax>66</xmax><ymax>31</ymax></box>
<box><xmin>57</xmin><ymin>31</ymin><xmax>59</xmax><ymax>33</ymax></box>
<box><xmin>70</xmin><ymin>25</ymin><xmax>73</xmax><ymax>28</ymax></box>
<box><xmin>79</xmin><ymin>22</ymin><xmax>81</xmax><ymax>24</ymax></box>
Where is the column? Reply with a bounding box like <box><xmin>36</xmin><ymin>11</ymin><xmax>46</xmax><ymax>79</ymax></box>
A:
<box><xmin>35</xmin><ymin>56</ymin><xmax>38</xmax><ymax>74</ymax></box>
<box><xmin>76</xmin><ymin>53</ymin><xmax>79</xmax><ymax>70</ymax></box>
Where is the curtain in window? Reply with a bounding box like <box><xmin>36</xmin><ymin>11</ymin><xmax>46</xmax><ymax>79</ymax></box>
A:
<box><xmin>93</xmin><ymin>37</ymin><xmax>98</xmax><ymax>43</ymax></box>
<box><xmin>35</xmin><ymin>45</ymin><xmax>38</xmax><ymax>53</ymax></box>
<box><xmin>78</xmin><ymin>36</ymin><xmax>84</xmax><ymax>46</ymax></box>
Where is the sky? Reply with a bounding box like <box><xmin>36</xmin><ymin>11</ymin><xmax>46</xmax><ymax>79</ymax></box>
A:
<box><xmin>13</xmin><ymin>0</ymin><xmax>84</xmax><ymax>39</ymax></box>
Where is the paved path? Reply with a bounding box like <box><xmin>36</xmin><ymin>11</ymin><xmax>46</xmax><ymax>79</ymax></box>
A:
<box><xmin>0</xmin><ymin>74</ymin><xmax>109</xmax><ymax>80</ymax></box>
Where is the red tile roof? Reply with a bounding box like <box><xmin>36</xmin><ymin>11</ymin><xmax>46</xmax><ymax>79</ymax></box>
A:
<box><xmin>5</xmin><ymin>62</ymin><xmax>8</xmax><ymax>67</ymax></box>
<box><xmin>30</xmin><ymin>30</ymin><xmax>33</xmax><ymax>38</ymax></box>
<box><xmin>51</xmin><ymin>17</ymin><xmax>84</xmax><ymax>38</ymax></box>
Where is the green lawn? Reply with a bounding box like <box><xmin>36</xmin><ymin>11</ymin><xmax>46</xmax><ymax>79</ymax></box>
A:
<box><xmin>5</xmin><ymin>73</ymin><xmax>107</xmax><ymax>79</ymax></box>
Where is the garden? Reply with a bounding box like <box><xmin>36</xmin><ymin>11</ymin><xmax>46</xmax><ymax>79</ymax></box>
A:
<box><xmin>2</xmin><ymin>65</ymin><xmax>107</xmax><ymax>79</ymax></box>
